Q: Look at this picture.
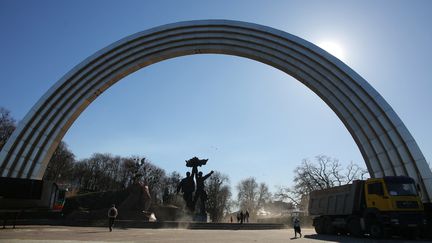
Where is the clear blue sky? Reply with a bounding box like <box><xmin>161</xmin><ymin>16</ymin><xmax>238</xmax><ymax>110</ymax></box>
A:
<box><xmin>1</xmin><ymin>0</ymin><xmax>431</xmax><ymax>192</ymax></box>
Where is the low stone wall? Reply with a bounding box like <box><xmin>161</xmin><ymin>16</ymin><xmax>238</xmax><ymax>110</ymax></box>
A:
<box><xmin>256</xmin><ymin>216</ymin><xmax>314</xmax><ymax>227</ymax></box>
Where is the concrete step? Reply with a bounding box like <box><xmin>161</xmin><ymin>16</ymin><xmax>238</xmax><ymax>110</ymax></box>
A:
<box><xmin>8</xmin><ymin>219</ymin><xmax>287</xmax><ymax>230</ymax></box>
<box><xmin>187</xmin><ymin>222</ymin><xmax>287</xmax><ymax>230</ymax></box>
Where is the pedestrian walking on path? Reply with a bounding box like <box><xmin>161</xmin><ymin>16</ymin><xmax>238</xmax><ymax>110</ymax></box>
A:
<box><xmin>108</xmin><ymin>204</ymin><xmax>118</xmax><ymax>232</ymax></box>
<box><xmin>293</xmin><ymin>217</ymin><xmax>302</xmax><ymax>238</ymax></box>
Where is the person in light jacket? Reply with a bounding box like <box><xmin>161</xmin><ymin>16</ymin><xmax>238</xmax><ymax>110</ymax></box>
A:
<box><xmin>108</xmin><ymin>204</ymin><xmax>118</xmax><ymax>232</ymax></box>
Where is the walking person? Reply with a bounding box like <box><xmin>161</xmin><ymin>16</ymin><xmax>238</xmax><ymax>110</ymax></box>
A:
<box><xmin>108</xmin><ymin>204</ymin><xmax>118</xmax><ymax>232</ymax></box>
<box><xmin>245</xmin><ymin>210</ymin><xmax>249</xmax><ymax>223</ymax></box>
<box><xmin>293</xmin><ymin>217</ymin><xmax>302</xmax><ymax>238</ymax></box>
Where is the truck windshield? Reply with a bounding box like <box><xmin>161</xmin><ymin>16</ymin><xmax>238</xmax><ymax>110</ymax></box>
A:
<box><xmin>386</xmin><ymin>182</ymin><xmax>417</xmax><ymax>196</ymax></box>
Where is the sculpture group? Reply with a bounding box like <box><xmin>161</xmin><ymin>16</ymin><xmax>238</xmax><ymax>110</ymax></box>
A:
<box><xmin>177</xmin><ymin>157</ymin><xmax>214</xmax><ymax>216</ymax></box>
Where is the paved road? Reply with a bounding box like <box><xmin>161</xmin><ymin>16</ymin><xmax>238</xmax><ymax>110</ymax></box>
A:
<box><xmin>0</xmin><ymin>226</ymin><xmax>429</xmax><ymax>242</ymax></box>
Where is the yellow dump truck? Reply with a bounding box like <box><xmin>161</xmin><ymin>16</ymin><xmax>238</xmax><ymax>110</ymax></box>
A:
<box><xmin>308</xmin><ymin>176</ymin><xmax>426</xmax><ymax>238</ymax></box>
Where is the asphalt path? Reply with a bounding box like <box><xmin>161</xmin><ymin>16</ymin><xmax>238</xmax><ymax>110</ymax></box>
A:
<box><xmin>0</xmin><ymin>226</ymin><xmax>430</xmax><ymax>242</ymax></box>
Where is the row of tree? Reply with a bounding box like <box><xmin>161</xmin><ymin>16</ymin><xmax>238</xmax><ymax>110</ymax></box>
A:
<box><xmin>45</xmin><ymin>146</ymin><xmax>181</xmax><ymax>204</ymax></box>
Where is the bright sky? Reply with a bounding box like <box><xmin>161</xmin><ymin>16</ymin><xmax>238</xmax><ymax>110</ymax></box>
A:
<box><xmin>1</xmin><ymin>0</ymin><xmax>431</xmax><ymax>193</ymax></box>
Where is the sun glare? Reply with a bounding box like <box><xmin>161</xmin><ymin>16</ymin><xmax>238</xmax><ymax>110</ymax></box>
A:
<box><xmin>318</xmin><ymin>41</ymin><xmax>346</xmax><ymax>61</ymax></box>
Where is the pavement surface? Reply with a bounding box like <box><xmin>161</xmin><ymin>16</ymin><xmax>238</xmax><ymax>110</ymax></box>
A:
<box><xmin>0</xmin><ymin>226</ymin><xmax>430</xmax><ymax>243</ymax></box>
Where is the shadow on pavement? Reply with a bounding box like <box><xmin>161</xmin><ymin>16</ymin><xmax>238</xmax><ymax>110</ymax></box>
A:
<box><xmin>304</xmin><ymin>233</ymin><xmax>431</xmax><ymax>242</ymax></box>
<box><xmin>79</xmin><ymin>231</ymin><xmax>104</xmax><ymax>234</ymax></box>
<box><xmin>304</xmin><ymin>234</ymin><xmax>357</xmax><ymax>242</ymax></box>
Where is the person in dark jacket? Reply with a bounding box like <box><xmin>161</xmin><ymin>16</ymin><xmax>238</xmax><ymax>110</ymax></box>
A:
<box><xmin>293</xmin><ymin>217</ymin><xmax>302</xmax><ymax>238</ymax></box>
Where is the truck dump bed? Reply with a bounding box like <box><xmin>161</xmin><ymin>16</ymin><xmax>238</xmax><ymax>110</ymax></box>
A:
<box><xmin>308</xmin><ymin>180</ymin><xmax>364</xmax><ymax>216</ymax></box>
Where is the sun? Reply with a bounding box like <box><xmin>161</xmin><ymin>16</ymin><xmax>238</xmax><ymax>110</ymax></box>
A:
<box><xmin>317</xmin><ymin>41</ymin><xmax>346</xmax><ymax>61</ymax></box>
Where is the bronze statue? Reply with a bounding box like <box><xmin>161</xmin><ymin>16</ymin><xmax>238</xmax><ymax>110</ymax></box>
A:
<box><xmin>176</xmin><ymin>171</ymin><xmax>196</xmax><ymax>212</ymax></box>
<box><xmin>194</xmin><ymin>170</ymin><xmax>214</xmax><ymax>214</ymax></box>
<box><xmin>177</xmin><ymin>157</ymin><xmax>213</xmax><ymax>216</ymax></box>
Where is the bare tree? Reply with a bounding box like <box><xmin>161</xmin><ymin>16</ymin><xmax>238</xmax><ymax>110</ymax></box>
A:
<box><xmin>237</xmin><ymin>177</ymin><xmax>258</xmax><ymax>213</ymax></box>
<box><xmin>118</xmin><ymin>157</ymin><xmax>138</xmax><ymax>189</ymax></box>
<box><xmin>142</xmin><ymin>162</ymin><xmax>166</xmax><ymax>204</ymax></box>
<box><xmin>162</xmin><ymin>171</ymin><xmax>182</xmax><ymax>205</ymax></box>
<box><xmin>206</xmin><ymin>171</ymin><xmax>231</xmax><ymax>222</ymax></box>
<box><xmin>43</xmin><ymin>141</ymin><xmax>76</xmax><ymax>182</ymax></box>
<box><xmin>0</xmin><ymin>107</ymin><xmax>16</xmax><ymax>151</ymax></box>
<box><xmin>256</xmin><ymin>182</ymin><xmax>271</xmax><ymax>212</ymax></box>
<box><xmin>237</xmin><ymin>177</ymin><xmax>271</xmax><ymax>219</ymax></box>
<box><xmin>73</xmin><ymin>153</ymin><xmax>124</xmax><ymax>192</ymax></box>
<box><xmin>275</xmin><ymin>155</ymin><xmax>368</xmax><ymax>209</ymax></box>
<box><xmin>346</xmin><ymin>161</ymin><xmax>368</xmax><ymax>183</ymax></box>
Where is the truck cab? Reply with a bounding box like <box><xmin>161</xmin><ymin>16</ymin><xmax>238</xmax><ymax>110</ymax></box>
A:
<box><xmin>364</xmin><ymin>176</ymin><xmax>425</xmax><ymax>236</ymax></box>
<box><xmin>365</xmin><ymin>177</ymin><xmax>423</xmax><ymax>212</ymax></box>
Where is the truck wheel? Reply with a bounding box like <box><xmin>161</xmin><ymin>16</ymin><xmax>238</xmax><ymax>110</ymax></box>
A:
<box><xmin>369</xmin><ymin>221</ymin><xmax>383</xmax><ymax>239</ymax></box>
<box><xmin>348</xmin><ymin>218</ymin><xmax>362</xmax><ymax>237</ymax></box>
<box><xmin>314</xmin><ymin>217</ymin><xmax>324</xmax><ymax>234</ymax></box>
<box><xmin>324</xmin><ymin>217</ymin><xmax>335</xmax><ymax>234</ymax></box>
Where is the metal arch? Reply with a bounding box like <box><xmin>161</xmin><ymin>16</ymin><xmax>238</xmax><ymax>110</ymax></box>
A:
<box><xmin>0</xmin><ymin>20</ymin><xmax>431</xmax><ymax>202</ymax></box>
